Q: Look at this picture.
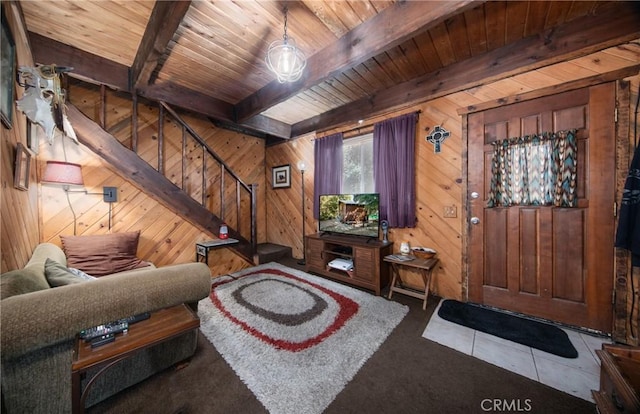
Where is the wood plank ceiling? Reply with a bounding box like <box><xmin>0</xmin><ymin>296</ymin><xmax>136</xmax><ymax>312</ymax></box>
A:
<box><xmin>21</xmin><ymin>0</ymin><xmax>640</xmax><ymax>143</ymax></box>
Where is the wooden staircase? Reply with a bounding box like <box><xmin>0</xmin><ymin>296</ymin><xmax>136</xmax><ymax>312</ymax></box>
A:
<box><xmin>64</xmin><ymin>79</ymin><xmax>300</xmax><ymax>267</ymax></box>
<box><xmin>66</xmin><ymin>100</ymin><xmax>257</xmax><ymax>263</ymax></box>
<box><xmin>592</xmin><ymin>343</ymin><xmax>640</xmax><ymax>413</ymax></box>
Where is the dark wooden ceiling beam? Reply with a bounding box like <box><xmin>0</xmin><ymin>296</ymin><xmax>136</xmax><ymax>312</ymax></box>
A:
<box><xmin>29</xmin><ymin>32</ymin><xmax>291</xmax><ymax>139</ymax></box>
<box><xmin>138</xmin><ymin>82</ymin><xmax>291</xmax><ymax>139</ymax></box>
<box><xmin>130</xmin><ymin>0</ymin><xmax>191</xmax><ymax>90</ymax></box>
<box><xmin>291</xmin><ymin>3</ymin><xmax>640</xmax><ymax>137</ymax></box>
<box><xmin>240</xmin><ymin>115</ymin><xmax>292</xmax><ymax>140</ymax></box>
<box><xmin>139</xmin><ymin>82</ymin><xmax>235</xmax><ymax>121</ymax></box>
<box><xmin>28</xmin><ymin>34</ymin><xmax>233</xmax><ymax>122</ymax></box>
<box><xmin>234</xmin><ymin>0</ymin><xmax>479</xmax><ymax>123</ymax></box>
<box><xmin>29</xmin><ymin>32</ymin><xmax>129</xmax><ymax>91</ymax></box>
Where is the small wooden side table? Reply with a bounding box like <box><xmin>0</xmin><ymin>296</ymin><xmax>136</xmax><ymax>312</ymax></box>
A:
<box><xmin>71</xmin><ymin>304</ymin><xmax>200</xmax><ymax>414</ymax></box>
<box><xmin>384</xmin><ymin>255</ymin><xmax>439</xmax><ymax>310</ymax></box>
<box><xmin>196</xmin><ymin>238</ymin><xmax>239</xmax><ymax>264</ymax></box>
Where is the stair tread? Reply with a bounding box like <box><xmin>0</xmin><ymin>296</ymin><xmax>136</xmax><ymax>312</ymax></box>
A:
<box><xmin>257</xmin><ymin>243</ymin><xmax>292</xmax><ymax>253</ymax></box>
<box><xmin>256</xmin><ymin>243</ymin><xmax>292</xmax><ymax>264</ymax></box>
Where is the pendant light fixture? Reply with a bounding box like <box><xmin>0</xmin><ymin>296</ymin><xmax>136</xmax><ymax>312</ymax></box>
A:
<box><xmin>266</xmin><ymin>6</ymin><xmax>306</xmax><ymax>83</ymax></box>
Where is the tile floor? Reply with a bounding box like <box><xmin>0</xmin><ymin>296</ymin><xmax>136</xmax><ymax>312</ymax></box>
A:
<box><xmin>422</xmin><ymin>299</ymin><xmax>612</xmax><ymax>402</ymax></box>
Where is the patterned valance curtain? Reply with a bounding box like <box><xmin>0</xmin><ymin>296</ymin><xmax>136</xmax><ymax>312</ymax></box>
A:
<box><xmin>488</xmin><ymin>130</ymin><xmax>577</xmax><ymax>208</ymax></box>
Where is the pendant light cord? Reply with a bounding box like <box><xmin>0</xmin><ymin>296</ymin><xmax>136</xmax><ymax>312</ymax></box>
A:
<box><xmin>282</xmin><ymin>6</ymin><xmax>289</xmax><ymax>42</ymax></box>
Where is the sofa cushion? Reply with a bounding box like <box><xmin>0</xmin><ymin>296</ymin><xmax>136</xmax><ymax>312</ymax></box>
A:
<box><xmin>60</xmin><ymin>232</ymin><xmax>150</xmax><ymax>277</ymax></box>
<box><xmin>44</xmin><ymin>259</ymin><xmax>96</xmax><ymax>287</ymax></box>
<box><xmin>0</xmin><ymin>268</ymin><xmax>51</xmax><ymax>300</ymax></box>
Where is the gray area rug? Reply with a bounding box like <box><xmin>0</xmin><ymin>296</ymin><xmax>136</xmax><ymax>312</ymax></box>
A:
<box><xmin>198</xmin><ymin>262</ymin><xmax>408</xmax><ymax>414</ymax></box>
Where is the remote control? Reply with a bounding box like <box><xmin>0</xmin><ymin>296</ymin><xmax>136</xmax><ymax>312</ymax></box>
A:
<box><xmin>90</xmin><ymin>333</ymin><xmax>115</xmax><ymax>348</ymax></box>
<box><xmin>80</xmin><ymin>321</ymin><xmax>128</xmax><ymax>342</ymax></box>
<box><xmin>79</xmin><ymin>312</ymin><xmax>150</xmax><ymax>342</ymax></box>
<box><xmin>119</xmin><ymin>312</ymin><xmax>150</xmax><ymax>325</ymax></box>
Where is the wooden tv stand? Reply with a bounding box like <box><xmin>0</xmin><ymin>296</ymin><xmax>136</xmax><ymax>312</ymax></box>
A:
<box><xmin>304</xmin><ymin>233</ymin><xmax>393</xmax><ymax>296</ymax></box>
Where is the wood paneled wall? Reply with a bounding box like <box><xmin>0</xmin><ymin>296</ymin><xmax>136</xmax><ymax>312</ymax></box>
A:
<box><xmin>1</xmin><ymin>2</ymin><xmax>39</xmax><ymax>273</ymax></box>
<box><xmin>265</xmin><ymin>41</ymin><xmax>640</xmax><ymax>303</ymax></box>
<box><xmin>38</xmin><ymin>81</ymin><xmax>266</xmax><ymax>277</ymax></box>
<box><xmin>3</xmin><ymin>1</ymin><xmax>638</xmax><ymax>339</ymax></box>
<box><xmin>265</xmin><ymin>133</ymin><xmax>314</xmax><ymax>259</ymax></box>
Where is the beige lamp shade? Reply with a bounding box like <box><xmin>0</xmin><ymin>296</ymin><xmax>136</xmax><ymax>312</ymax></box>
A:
<box><xmin>42</xmin><ymin>161</ymin><xmax>84</xmax><ymax>186</ymax></box>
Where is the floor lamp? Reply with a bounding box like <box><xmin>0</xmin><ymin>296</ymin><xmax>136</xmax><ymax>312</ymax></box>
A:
<box><xmin>297</xmin><ymin>161</ymin><xmax>306</xmax><ymax>265</ymax></box>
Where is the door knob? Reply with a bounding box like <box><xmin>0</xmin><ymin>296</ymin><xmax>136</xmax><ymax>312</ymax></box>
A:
<box><xmin>470</xmin><ymin>192</ymin><xmax>479</xmax><ymax>199</ymax></box>
<box><xmin>470</xmin><ymin>217</ymin><xmax>480</xmax><ymax>225</ymax></box>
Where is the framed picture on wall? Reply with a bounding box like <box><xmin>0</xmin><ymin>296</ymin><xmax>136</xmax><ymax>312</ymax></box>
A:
<box><xmin>1</xmin><ymin>13</ymin><xmax>16</xmax><ymax>129</ymax></box>
<box><xmin>14</xmin><ymin>143</ymin><xmax>31</xmax><ymax>191</ymax></box>
<box><xmin>272</xmin><ymin>164</ymin><xmax>291</xmax><ymax>189</ymax></box>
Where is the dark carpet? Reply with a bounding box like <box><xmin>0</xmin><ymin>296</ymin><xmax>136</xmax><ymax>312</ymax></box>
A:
<box><xmin>87</xmin><ymin>259</ymin><xmax>594</xmax><ymax>414</ymax></box>
<box><xmin>438</xmin><ymin>299</ymin><xmax>579</xmax><ymax>359</ymax></box>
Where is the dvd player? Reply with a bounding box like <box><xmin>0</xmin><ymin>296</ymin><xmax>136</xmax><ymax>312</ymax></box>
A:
<box><xmin>328</xmin><ymin>258</ymin><xmax>354</xmax><ymax>271</ymax></box>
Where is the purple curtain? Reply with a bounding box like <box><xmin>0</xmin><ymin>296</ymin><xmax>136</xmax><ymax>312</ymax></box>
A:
<box><xmin>373</xmin><ymin>112</ymin><xmax>418</xmax><ymax>228</ymax></box>
<box><xmin>313</xmin><ymin>133</ymin><xmax>343</xmax><ymax>219</ymax></box>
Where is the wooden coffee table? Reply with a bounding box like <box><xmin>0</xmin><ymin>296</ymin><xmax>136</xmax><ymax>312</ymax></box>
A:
<box><xmin>71</xmin><ymin>304</ymin><xmax>200</xmax><ymax>413</ymax></box>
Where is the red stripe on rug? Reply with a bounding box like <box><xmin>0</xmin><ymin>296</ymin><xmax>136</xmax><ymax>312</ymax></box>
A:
<box><xmin>210</xmin><ymin>268</ymin><xmax>359</xmax><ymax>352</ymax></box>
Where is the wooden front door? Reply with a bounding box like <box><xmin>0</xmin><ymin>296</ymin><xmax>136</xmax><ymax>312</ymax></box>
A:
<box><xmin>468</xmin><ymin>84</ymin><xmax>616</xmax><ymax>333</ymax></box>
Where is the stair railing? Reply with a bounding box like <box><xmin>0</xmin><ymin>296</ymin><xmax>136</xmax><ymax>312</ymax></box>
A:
<box><xmin>87</xmin><ymin>81</ymin><xmax>257</xmax><ymax>256</ymax></box>
<box><xmin>157</xmin><ymin>102</ymin><xmax>257</xmax><ymax>253</ymax></box>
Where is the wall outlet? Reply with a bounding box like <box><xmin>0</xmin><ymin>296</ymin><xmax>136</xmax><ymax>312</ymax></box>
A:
<box><xmin>443</xmin><ymin>205</ymin><xmax>457</xmax><ymax>218</ymax></box>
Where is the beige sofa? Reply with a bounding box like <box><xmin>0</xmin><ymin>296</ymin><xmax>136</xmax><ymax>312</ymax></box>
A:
<box><xmin>1</xmin><ymin>242</ymin><xmax>212</xmax><ymax>414</ymax></box>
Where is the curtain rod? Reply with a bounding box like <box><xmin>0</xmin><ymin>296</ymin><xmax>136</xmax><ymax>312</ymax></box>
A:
<box><xmin>314</xmin><ymin>110</ymin><xmax>421</xmax><ymax>141</ymax></box>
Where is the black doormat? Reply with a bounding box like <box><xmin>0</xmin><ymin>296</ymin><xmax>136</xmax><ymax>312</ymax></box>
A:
<box><xmin>437</xmin><ymin>300</ymin><xmax>578</xmax><ymax>359</ymax></box>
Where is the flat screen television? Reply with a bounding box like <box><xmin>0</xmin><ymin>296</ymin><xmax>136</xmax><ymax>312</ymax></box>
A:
<box><xmin>318</xmin><ymin>193</ymin><xmax>380</xmax><ymax>239</ymax></box>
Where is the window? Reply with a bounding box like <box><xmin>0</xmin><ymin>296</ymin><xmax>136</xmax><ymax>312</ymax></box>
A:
<box><xmin>342</xmin><ymin>133</ymin><xmax>374</xmax><ymax>193</ymax></box>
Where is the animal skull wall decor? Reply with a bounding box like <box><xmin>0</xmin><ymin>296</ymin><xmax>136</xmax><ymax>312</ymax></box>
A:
<box><xmin>16</xmin><ymin>64</ymin><xmax>78</xmax><ymax>145</ymax></box>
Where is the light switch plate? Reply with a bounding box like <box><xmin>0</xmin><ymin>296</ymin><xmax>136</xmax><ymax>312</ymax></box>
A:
<box><xmin>103</xmin><ymin>187</ymin><xmax>118</xmax><ymax>202</ymax></box>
